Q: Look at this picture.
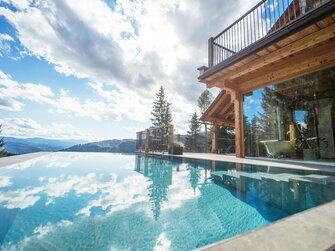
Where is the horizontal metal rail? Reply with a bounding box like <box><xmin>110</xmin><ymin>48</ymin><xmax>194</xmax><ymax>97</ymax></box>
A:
<box><xmin>208</xmin><ymin>0</ymin><xmax>329</xmax><ymax>68</ymax></box>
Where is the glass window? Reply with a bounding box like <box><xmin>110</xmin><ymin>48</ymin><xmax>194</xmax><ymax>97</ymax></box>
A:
<box><xmin>243</xmin><ymin>67</ymin><xmax>335</xmax><ymax>161</ymax></box>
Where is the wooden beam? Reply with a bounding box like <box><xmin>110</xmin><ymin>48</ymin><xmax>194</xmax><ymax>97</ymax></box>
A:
<box><xmin>226</xmin><ymin>23</ymin><xmax>335</xmax><ymax>80</ymax></box>
<box><xmin>223</xmin><ymin>105</ymin><xmax>235</xmax><ymax>119</ymax></box>
<box><xmin>238</xmin><ymin>39</ymin><xmax>335</xmax><ymax>93</ymax></box>
<box><xmin>217</xmin><ymin>102</ymin><xmax>233</xmax><ymax>117</ymax></box>
<box><xmin>208</xmin><ymin>77</ymin><xmax>240</xmax><ymax>91</ymax></box>
<box><xmin>204</xmin><ymin>93</ymin><xmax>230</xmax><ymax>119</ymax></box>
<box><xmin>207</xmin><ymin>118</ymin><xmax>235</xmax><ymax>126</ymax></box>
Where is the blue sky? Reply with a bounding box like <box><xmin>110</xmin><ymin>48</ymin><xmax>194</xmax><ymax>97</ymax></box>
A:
<box><xmin>0</xmin><ymin>0</ymin><xmax>259</xmax><ymax>140</ymax></box>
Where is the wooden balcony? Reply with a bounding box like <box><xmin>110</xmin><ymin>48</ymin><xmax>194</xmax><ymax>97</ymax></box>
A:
<box><xmin>199</xmin><ymin>0</ymin><xmax>335</xmax><ymax>91</ymax></box>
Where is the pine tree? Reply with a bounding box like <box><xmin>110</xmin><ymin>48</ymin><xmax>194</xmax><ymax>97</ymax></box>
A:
<box><xmin>0</xmin><ymin>125</ymin><xmax>7</xmax><ymax>157</ymax></box>
<box><xmin>198</xmin><ymin>90</ymin><xmax>214</xmax><ymax>115</ymax></box>
<box><xmin>198</xmin><ymin>90</ymin><xmax>213</xmax><ymax>151</ymax></box>
<box><xmin>151</xmin><ymin>86</ymin><xmax>173</xmax><ymax>127</ymax></box>
<box><xmin>185</xmin><ymin>112</ymin><xmax>201</xmax><ymax>152</ymax></box>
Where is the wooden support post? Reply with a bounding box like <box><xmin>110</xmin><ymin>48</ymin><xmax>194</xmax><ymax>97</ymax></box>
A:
<box><xmin>290</xmin><ymin>123</ymin><xmax>296</xmax><ymax>147</ymax></box>
<box><xmin>211</xmin><ymin>124</ymin><xmax>218</xmax><ymax>153</ymax></box>
<box><xmin>168</xmin><ymin>124</ymin><xmax>174</xmax><ymax>149</ymax></box>
<box><xmin>145</xmin><ymin>129</ymin><xmax>150</xmax><ymax>153</ymax></box>
<box><xmin>289</xmin><ymin>123</ymin><xmax>296</xmax><ymax>157</ymax></box>
<box><xmin>232</xmin><ymin>91</ymin><xmax>245</xmax><ymax>158</ymax></box>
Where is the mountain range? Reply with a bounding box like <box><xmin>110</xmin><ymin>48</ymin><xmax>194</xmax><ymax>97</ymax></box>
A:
<box><xmin>62</xmin><ymin>139</ymin><xmax>136</xmax><ymax>153</ymax></box>
<box><xmin>2</xmin><ymin>137</ymin><xmax>136</xmax><ymax>155</ymax></box>
<box><xmin>2</xmin><ymin>137</ymin><xmax>87</xmax><ymax>155</ymax></box>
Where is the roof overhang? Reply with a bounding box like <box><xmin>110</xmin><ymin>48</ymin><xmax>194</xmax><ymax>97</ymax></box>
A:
<box><xmin>200</xmin><ymin>90</ymin><xmax>235</xmax><ymax>127</ymax></box>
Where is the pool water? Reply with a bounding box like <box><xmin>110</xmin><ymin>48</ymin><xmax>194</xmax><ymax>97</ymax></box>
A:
<box><xmin>0</xmin><ymin>153</ymin><xmax>334</xmax><ymax>250</ymax></box>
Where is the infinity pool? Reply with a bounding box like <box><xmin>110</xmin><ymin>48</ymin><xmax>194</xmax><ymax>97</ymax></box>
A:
<box><xmin>0</xmin><ymin>153</ymin><xmax>334</xmax><ymax>250</ymax></box>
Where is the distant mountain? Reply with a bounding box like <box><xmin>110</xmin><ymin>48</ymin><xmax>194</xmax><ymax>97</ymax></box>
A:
<box><xmin>2</xmin><ymin>137</ymin><xmax>86</xmax><ymax>155</ymax></box>
<box><xmin>62</xmin><ymin>139</ymin><xmax>136</xmax><ymax>153</ymax></box>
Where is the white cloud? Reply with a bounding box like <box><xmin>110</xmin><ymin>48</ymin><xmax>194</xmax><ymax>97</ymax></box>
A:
<box><xmin>0</xmin><ymin>71</ymin><xmax>124</xmax><ymax>121</ymax></box>
<box><xmin>48</xmin><ymin>88</ymin><xmax>119</xmax><ymax>120</ymax></box>
<box><xmin>1</xmin><ymin>0</ymin><xmax>30</xmax><ymax>10</ymax></box>
<box><xmin>154</xmin><ymin>232</ymin><xmax>171</xmax><ymax>251</ymax></box>
<box><xmin>246</xmin><ymin>96</ymin><xmax>255</xmax><ymax>104</ymax></box>
<box><xmin>0</xmin><ymin>33</ymin><xmax>14</xmax><ymax>42</ymax></box>
<box><xmin>0</xmin><ymin>33</ymin><xmax>15</xmax><ymax>56</ymax></box>
<box><xmin>4</xmin><ymin>220</ymin><xmax>73</xmax><ymax>250</ymax></box>
<box><xmin>0</xmin><ymin>117</ymin><xmax>99</xmax><ymax>140</ymax></box>
<box><xmin>0</xmin><ymin>71</ymin><xmax>53</xmax><ymax>111</ymax></box>
<box><xmin>33</xmin><ymin>220</ymin><xmax>73</xmax><ymax>238</ymax></box>
<box><xmin>0</xmin><ymin>176</ymin><xmax>12</xmax><ymax>187</ymax></box>
<box><xmin>0</xmin><ymin>0</ymin><xmax>259</xmax><ymax>133</ymax></box>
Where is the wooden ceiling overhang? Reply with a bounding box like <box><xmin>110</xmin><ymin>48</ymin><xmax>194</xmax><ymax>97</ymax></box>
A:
<box><xmin>199</xmin><ymin>1</ymin><xmax>335</xmax><ymax>94</ymax></box>
<box><xmin>200</xmin><ymin>90</ymin><xmax>235</xmax><ymax>127</ymax></box>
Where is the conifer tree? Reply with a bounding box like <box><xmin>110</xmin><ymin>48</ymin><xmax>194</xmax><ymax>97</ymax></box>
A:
<box><xmin>185</xmin><ymin>112</ymin><xmax>201</xmax><ymax>151</ymax></box>
<box><xmin>198</xmin><ymin>90</ymin><xmax>214</xmax><ymax>115</ymax></box>
<box><xmin>0</xmin><ymin>125</ymin><xmax>7</xmax><ymax>157</ymax></box>
<box><xmin>151</xmin><ymin>86</ymin><xmax>172</xmax><ymax>127</ymax></box>
<box><xmin>198</xmin><ymin>90</ymin><xmax>213</xmax><ymax>150</ymax></box>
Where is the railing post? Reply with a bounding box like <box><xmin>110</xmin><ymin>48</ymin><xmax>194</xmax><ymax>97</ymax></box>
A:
<box><xmin>300</xmin><ymin>0</ymin><xmax>307</xmax><ymax>14</ymax></box>
<box><xmin>145</xmin><ymin>129</ymin><xmax>150</xmax><ymax>153</ymax></box>
<box><xmin>208</xmin><ymin>37</ymin><xmax>214</xmax><ymax>68</ymax></box>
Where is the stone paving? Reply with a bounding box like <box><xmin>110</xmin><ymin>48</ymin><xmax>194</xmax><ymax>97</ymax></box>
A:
<box><xmin>198</xmin><ymin>200</ymin><xmax>335</xmax><ymax>251</ymax></box>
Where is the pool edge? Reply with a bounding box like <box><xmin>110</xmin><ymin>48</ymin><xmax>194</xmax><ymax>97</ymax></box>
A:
<box><xmin>144</xmin><ymin>152</ymin><xmax>335</xmax><ymax>173</ymax></box>
<box><xmin>0</xmin><ymin>152</ymin><xmax>51</xmax><ymax>168</ymax></box>
<box><xmin>196</xmin><ymin>199</ymin><xmax>335</xmax><ymax>251</ymax></box>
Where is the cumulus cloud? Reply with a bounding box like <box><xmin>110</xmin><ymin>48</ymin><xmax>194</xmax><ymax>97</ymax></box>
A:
<box><xmin>0</xmin><ymin>117</ymin><xmax>99</xmax><ymax>140</ymax></box>
<box><xmin>0</xmin><ymin>33</ymin><xmax>14</xmax><ymax>56</ymax></box>
<box><xmin>0</xmin><ymin>71</ymin><xmax>53</xmax><ymax>111</ymax></box>
<box><xmin>0</xmin><ymin>0</ymin><xmax>259</xmax><ymax>132</ymax></box>
<box><xmin>0</xmin><ymin>71</ymin><xmax>134</xmax><ymax>121</ymax></box>
<box><xmin>0</xmin><ymin>176</ymin><xmax>12</xmax><ymax>187</ymax></box>
<box><xmin>0</xmin><ymin>33</ymin><xmax>14</xmax><ymax>42</ymax></box>
<box><xmin>48</xmin><ymin>88</ymin><xmax>120</xmax><ymax>120</ymax></box>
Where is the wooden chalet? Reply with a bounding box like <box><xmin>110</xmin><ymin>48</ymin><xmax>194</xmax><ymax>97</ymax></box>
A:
<box><xmin>199</xmin><ymin>0</ymin><xmax>335</xmax><ymax>160</ymax></box>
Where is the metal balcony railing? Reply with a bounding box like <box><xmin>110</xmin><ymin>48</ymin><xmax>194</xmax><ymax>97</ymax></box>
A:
<box><xmin>208</xmin><ymin>0</ymin><xmax>328</xmax><ymax>68</ymax></box>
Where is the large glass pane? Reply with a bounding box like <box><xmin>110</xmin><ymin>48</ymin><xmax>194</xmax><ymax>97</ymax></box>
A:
<box><xmin>243</xmin><ymin>66</ymin><xmax>335</xmax><ymax>161</ymax></box>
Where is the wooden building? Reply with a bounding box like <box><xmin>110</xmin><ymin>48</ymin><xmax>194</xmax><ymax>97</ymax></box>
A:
<box><xmin>199</xmin><ymin>0</ymin><xmax>335</xmax><ymax>160</ymax></box>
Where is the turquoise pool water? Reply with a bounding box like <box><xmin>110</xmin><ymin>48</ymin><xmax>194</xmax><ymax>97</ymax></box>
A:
<box><xmin>0</xmin><ymin>153</ymin><xmax>334</xmax><ymax>250</ymax></box>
